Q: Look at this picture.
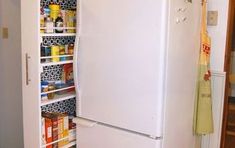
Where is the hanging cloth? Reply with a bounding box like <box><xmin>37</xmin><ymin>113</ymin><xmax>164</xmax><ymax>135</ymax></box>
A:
<box><xmin>193</xmin><ymin>0</ymin><xmax>214</xmax><ymax>135</ymax></box>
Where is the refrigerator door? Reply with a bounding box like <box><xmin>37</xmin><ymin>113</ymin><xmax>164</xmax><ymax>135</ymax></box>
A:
<box><xmin>76</xmin><ymin>0</ymin><xmax>167</xmax><ymax>137</ymax></box>
<box><xmin>76</xmin><ymin>121</ymin><xmax>162</xmax><ymax>148</ymax></box>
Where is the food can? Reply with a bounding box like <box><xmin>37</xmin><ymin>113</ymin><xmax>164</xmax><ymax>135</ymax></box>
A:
<box><xmin>59</xmin><ymin>45</ymin><xmax>66</xmax><ymax>61</ymax></box>
<box><xmin>59</xmin><ymin>45</ymin><xmax>65</xmax><ymax>55</ymax></box>
<box><xmin>41</xmin><ymin>46</ymin><xmax>46</xmax><ymax>57</ymax></box>
<box><xmin>51</xmin><ymin>45</ymin><xmax>60</xmax><ymax>62</ymax></box>
<box><xmin>41</xmin><ymin>46</ymin><xmax>51</xmax><ymax>62</ymax></box>
<box><xmin>45</xmin><ymin>46</ymin><xmax>51</xmax><ymax>57</ymax></box>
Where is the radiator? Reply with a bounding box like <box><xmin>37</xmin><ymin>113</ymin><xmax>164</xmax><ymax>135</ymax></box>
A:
<box><xmin>201</xmin><ymin>71</ymin><xmax>226</xmax><ymax>148</ymax></box>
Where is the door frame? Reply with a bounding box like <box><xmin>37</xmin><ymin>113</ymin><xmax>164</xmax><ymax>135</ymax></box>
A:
<box><xmin>221</xmin><ymin>0</ymin><xmax>235</xmax><ymax>147</ymax></box>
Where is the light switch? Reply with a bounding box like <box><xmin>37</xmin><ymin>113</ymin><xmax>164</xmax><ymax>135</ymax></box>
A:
<box><xmin>207</xmin><ymin>11</ymin><xmax>218</xmax><ymax>26</ymax></box>
<box><xmin>2</xmin><ymin>27</ymin><xmax>8</xmax><ymax>39</ymax></box>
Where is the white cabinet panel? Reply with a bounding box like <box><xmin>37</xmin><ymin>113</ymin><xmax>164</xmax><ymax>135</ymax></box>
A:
<box><xmin>21</xmin><ymin>0</ymin><xmax>41</xmax><ymax>147</ymax></box>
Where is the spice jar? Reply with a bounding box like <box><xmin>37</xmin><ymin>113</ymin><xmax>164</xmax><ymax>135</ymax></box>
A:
<box><xmin>68</xmin><ymin>43</ymin><xmax>74</xmax><ymax>55</ymax></box>
<box><xmin>48</xmin><ymin>83</ymin><xmax>55</xmax><ymax>99</ymax></box>
<box><xmin>45</xmin><ymin>17</ymin><xmax>54</xmax><ymax>33</ymax></box>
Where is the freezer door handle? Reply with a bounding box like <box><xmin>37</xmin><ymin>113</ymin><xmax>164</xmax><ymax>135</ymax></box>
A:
<box><xmin>73</xmin><ymin>117</ymin><xmax>97</xmax><ymax>128</ymax></box>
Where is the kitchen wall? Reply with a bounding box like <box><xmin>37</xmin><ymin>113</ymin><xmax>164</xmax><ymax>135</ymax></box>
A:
<box><xmin>201</xmin><ymin>0</ymin><xmax>229</xmax><ymax>148</ymax></box>
<box><xmin>0</xmin><ymin>0</ymin><xmax>23</xmax><ymax>147</ymax></box>
<box><xmin>208</xmin><ymin>0</ymin><xmax>229</xmax><ymax>72</ymax></box>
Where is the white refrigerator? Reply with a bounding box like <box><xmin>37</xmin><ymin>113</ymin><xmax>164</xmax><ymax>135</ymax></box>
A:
<box><xmin>73</xmin><ymin>0</ymin><xmax>201</xmax><ymax>147</ymax></box>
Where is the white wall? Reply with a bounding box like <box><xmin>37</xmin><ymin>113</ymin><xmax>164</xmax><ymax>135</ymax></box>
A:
<box><xmin>208</xmin><ymin>0</ymin><xmax>229</xmax><ymax>72</ymax></box>
<box><xmin>201</xmin><ymin>0</ymin><xmax>229</xmax><ymax>148</ymax></box>
<box><xmin>0</xmin><ymin>0</ymin><xmax>23</xmax><ymax>147</ymax></box>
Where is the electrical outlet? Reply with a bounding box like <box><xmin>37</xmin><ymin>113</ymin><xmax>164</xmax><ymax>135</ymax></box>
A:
<box><xmin>2</xmin><ymin>27</ymin><xmax>9</xmax><ymax>39</ymax></box>
<box><xmin>207</xmin><ymin>11</ymin><xmax>218</xmax><ymax>26</ymax></box>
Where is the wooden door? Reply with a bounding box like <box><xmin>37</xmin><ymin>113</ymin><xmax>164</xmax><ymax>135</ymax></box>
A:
<box><xmin>221</xmin><ymin>0</ymin><xmax>235</xmax><ymax>147</ymax></box>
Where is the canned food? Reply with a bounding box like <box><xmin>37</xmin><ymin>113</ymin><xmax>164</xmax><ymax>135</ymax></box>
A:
<box><xmin>51</xmin><ymin>45</ymin><xmax>60</xmax><ymax>62</ymax></box>
<box><xmin>59</xmin><ymin>45</ymin><xmax>66</xmax><ymax>61</ymax></box>
<box><xmin>59</xmin><ymin>45</ymin><xmax>65</xmax><ymax>55</ymax></box>
<box><xmin>41</xmin><ymin>46</ymin><xmax>51</xmax><ymax>63</ymax></box>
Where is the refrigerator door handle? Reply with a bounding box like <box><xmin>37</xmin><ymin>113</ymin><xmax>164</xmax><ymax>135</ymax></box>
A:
<box><xmin>73</xmin><ymin>117</ymin><xmax>98</xmax><ymax>128</ymax></box>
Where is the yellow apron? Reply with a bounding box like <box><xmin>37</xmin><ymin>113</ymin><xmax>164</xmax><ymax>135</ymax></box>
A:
<box><xmin>193</xmin><ymin>0</ymin><xmax>214</xmax><ymax>135</ymax></box>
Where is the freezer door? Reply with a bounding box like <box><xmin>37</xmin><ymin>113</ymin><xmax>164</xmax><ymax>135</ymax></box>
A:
<box><xmin>76</xmin><ymin>0</ymin><xmax>167</xmax><ymax>137</ymax></box>
<box><xmin>76</xmin><ymin>123</ymin><xmax>162</xmax><ymax>148</ymax></box>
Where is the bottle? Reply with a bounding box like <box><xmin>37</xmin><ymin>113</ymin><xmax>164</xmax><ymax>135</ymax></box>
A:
<box><xmin>55</xmin><ymin>13</ymin><xmax>64</xmax><ymax>33</ymax></box>
<box><xmin>61</xmin><ymin>67</ymin><xmax>66</xmax><ymax>84</ymax></box>
<box><xmin>43</xmin><ymin>8</ymin><xmax>50</xmax><ymax>18</ymax></box>
<box><xmin>45</xmin><ymin>17</ymin><xmax>54</xmax><ymax>33</ymax></box>
<box><xmin>68</xmin><ymin>43</ymin><xmax>74</xmax><ymax>55</ymax></box>
<box><xmin>40</xmin><ymin>15</ymin><xmax>45</xmax><ymax>33</ymax></box>
<box><xmin>66</xmin><ymin>9</ymin><xmax>76</xmax><ymax>33</ymax></box>
<box><xmin>49</xmin><ymin>4</ymin><xmax>60</xmax><ymax>21</ymax></box>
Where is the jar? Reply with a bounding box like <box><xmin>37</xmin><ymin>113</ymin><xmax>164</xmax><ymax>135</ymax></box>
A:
<box><xmin>48</xmin><ymin>83</ymin><xmax>55</xmax><ymax>99</ymax></box>
<box><xmin>41</xmin><ymin>81</ymin><xmax>49</xmax><ymax>92</ymax></box>
<box><xmin>45</xmin><ymin>17</ymin><xmax>54</xmax><ymax>33</ymax></box>
<box><xmin>66</xmin><ymin>10</ymin><xmax>76</xmax><ymax>33</ymax></box>
<box><xmin>68</xmin><ymin>43</ymin><xmax>74</xmax><ymax>55</ymax></box>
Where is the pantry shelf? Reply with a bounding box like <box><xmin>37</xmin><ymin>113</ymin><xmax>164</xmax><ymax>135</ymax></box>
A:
<box><xmin>41</xmin><ymin>60</ymin><xmax>73</xmax><ymax>67</ymax></box>
<box><xmin>40</xmin><ymin>27</ymin><xmax>76</xmax><ymax>30</ymax></box>
<box><xmin>41</xmin><ymin>86</ymin><xmax>75</xmax><ymax>95</ymax></box>
<box><xmin>41</xmin><ymin>55</ymin><xmax>73</xmax><ymax>59</ymax></box>
<box><xmin>40</xmin><ymin>33</ymin><xmax>76</xmax><ymax>37</ymax></box>
<box><xmin>42</xmin><ymin>136</ymin><xmax>69</xmax><ymax>148</ymax></box>
<box><xmin>61</xmin><ymin>141</ymin><xmax>76</xmax><ymax>148</ymax></box>
<box><xmin>41</xmin><ymin>92</ymin><xmax>76</xmax><ymax>106</ymax></box>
